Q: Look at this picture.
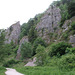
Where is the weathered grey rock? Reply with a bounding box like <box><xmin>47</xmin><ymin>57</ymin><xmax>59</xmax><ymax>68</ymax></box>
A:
<box><xmin>5</xmin><ymin>21</ymin><xmax>21</xmax><ymax>44</ymax></box>
<box><xmin>69</xmin><ymin>35</ymin><xmax>75</xmax><ymax>47</ymax></box>
<box><xmin>25</xmin><ymin>57</ymin><xmax>36</xmax><ymax>66</ymax></box>
<box><xmin>36</xmin><ymin>6</ymin><xmax>61</xmax><ymax>43</ymax></box>
<box><xmin>16</xmin><ymin>36</ymin><xmax>28</xmax><ymax>59</ymax></box>
<box><xmin>62</xmin><ymin>20</ymin><xmax>72</xmax><ymax>32</ymax></box>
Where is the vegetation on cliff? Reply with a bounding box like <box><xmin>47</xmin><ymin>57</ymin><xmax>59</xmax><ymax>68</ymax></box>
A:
<box><xmin>0</xmin><ymin>0</ymin><xmax>75</xmax><ymax>75</ymax></box>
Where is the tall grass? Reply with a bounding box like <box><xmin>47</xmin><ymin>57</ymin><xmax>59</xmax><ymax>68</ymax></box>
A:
<box><xmin>15</xmin><ymin>66</ymin><xmax>75</xmax><ymax>75</ymax></box>
<box><xmin>0</xmin><ymin>66</ymin><xmax>6</xmax><ymax>75</ymax></box>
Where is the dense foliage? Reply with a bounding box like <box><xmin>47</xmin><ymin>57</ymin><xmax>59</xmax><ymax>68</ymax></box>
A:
<box><xmin>52</xmin><ymin>0</ymin><xmax>75</xmax><ymax>27</ymax></box>
<box><xmin>33</xmin><ymin>37</ymin><xmax>47</xmax><ymax>55</ymax></box>
<box><xmin>3</xmin><ymin>59</ymin><xmax>19</xmax><ymax>67</ymax></box>
<box><xmin>49</xmin><ymin>42</ymin><xmax>72</xmax><ymax>57</ymax></box>
<box><xmin>0</xmin><ymin>0</ymin><xmax>75</xmax><ymax>75</ymax></box>
<box><xmin>36</xmin><ymin>45</ymin><xmax>46</xmax><ymax>66</ymax></box>
<box><xmin>58</xmin><ymin>54</ymin><xmax>75</xmax><ymax>69</ymax></box>
<box><xmin>0</xmin><ymin>30</ymin><xmax>5</xmax><ymax>61</ymax></box>
<box><xmin>28</xmin><ymin>26</ymin><xmax>37</xmax><ymax>43</ymax></box>
<box><xmin>20</xmin><ymin>14</ymin><xmax>43</xmax><ymax>40</ymax></box>
<box><xmin>21</xmin><ymin>42</ymin><xmax>33</xmax><ymax>59</ymax></box>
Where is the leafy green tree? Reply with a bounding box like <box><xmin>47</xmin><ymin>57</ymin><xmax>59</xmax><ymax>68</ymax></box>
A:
<box><xmin>20</xmin><ymin>19</ymin><xmax>35</xmax><ymax>40</ymax></box>
<box><xmin>0</xmin><ymin>30</ymin><xmax>5</xmax><ymax>61</ymax></box>
<box><xmin>20</xmin><ymin>23</ymin><xmax>28</xmax><ymax>39</ymax></box>
<box><xmin>36</xmin><ymin>45</ymin><xmax>46</xmax><ymax>66</ymax></box>
<box><xmin>33</xmin><ymin>37</ymin><xmax>47</xmax><ymax>55</ymax></box>
<box><xmin>59</xmin><ymin>4</ymin><xmax>69</xmax><ymax>27</ymax></box>
<box><xmin>36</xmin><ymin>44</ymin><xmax>45</xmax><ymax>54</ymax></box>
<box><xmin>28</xmin><ymin>26</ymin><xmax>37</xmax><ymax>43</ymax></box>
<box><xmin>68</xmin><ymin>1</ymin><xmax>75</xmax><ymax>18</ymax></box>
<box><xmin>21</xmin><ymin>42</ymin><xmax>33</xmax><ymax>59</ymax></box>
<box><xmin>20</xmin><ymin>14</ymin><xmax>43</xmax><ymax>40</ymax></box>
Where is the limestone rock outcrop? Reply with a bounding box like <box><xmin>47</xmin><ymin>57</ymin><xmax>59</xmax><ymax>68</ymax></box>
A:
<box><xmin>5</xmin><ymin>21</ymin><xmax>21</xmax><ymax>44</ymax></box>
<box><xmin>36</xmin><ymin>6</ymin><xmax>61</xmax><ymax>43</ymax></box>
<box><xmin>69</xmin><ymin>35</ymin><xmax>75</xmax><ymax>47</ymax></box>
<box><xmin>16</xmin><ymin>36</ymin><xmax>28</xmax><ymax>59</ymax></box>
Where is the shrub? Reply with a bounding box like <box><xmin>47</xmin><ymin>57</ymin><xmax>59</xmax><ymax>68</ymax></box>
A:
<box><xmin>21</xmin><ymin>42</ymin><xmax>33</xmax><ymax>59</ymax></box>
<box><xmin>28</xmin><ymin>26</ymin><xmax>37</xmax><ymax>43</ymax></box>
<box><xmin>66</xmin><ymin>47</ymin><xmax>75</xmax><ymax>54</ymax></box>
<box><xmin>62</xmin><ymin>33</ymin><xmax>69</xmax><ymax>40</ymax></box>
<box><xmin>36</xmin><ymin>44</ymin><xmax>45</xmax><ymax>54</ymax></box>
<box><xmin>3</xmin><ymin>59</ymin><xmax>19</xmax><ymax>67</ymax></box>
<box><xmin>68</xmin><ymin>1</ymin><xmax>75</xmax><ymax>18</ymax></box>
<box><xmin>36</xmin><ymin>45</ymin><xmax>46</xmax><ymax>66</ymax></box>
<box><xmin>49</xmin><ymin>42</ymin><xmax>72</xmax><ymax>57</ymax></box>
<box><xmin>71</xmin><ymin>22</ymin><xmax>75</xmax><ymax>30</ymax></box>
<box><xmin>33</xmin><ymin>37</ymin><xmax>47</xmax><ymax>55</ymax></box>
<box><xmin>13</xmin><ymin>45</ymin><xmax>19</xmax><ymax>54</ymax></box>
<box><xmin>59</xmin><ymin>4</ymin><xmax>69</xmax><ymax>27</ymax></box>
<box><xmin>58</xmin><ymin>54</ymin><xmax>75</xmax><ymax>69</ymax></box>
<box><xmin>49</xmin><ymin>33</ymin><xmax>54</xmax><ymax>38</ymax></box>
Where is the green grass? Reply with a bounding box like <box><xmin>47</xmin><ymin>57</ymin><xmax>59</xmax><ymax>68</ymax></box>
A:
<box><xmin>14</xmin><ymin>66</ymin><xmax>75</xmax><ymax>75</ymax></box>
<box><xmin>0</xmin><ymin>64</ymin><xmax>75</xmax><ymax>75</ymax></box>
<box><xmin>0</xmin><ymin>66</ymin><xmax>6</xmax><ymax>75</ymax></box>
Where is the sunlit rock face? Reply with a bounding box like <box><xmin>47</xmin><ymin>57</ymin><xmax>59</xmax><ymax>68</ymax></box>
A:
<box><xmin>5</xmin><ymin>21</ymin><xmax>21</xmax><ymax>44</ymax></box>
<box><xmin>36</xmin><ymin>6</ymin><xmax>61</xmax><ymax>44</ymax></box>
<box><xmin>16</xmin><ymin>36</ymin><xmax>28</xmax><ymax>59</ymax></box>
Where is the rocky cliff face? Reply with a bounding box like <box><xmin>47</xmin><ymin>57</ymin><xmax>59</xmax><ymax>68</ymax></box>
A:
<box><xmin>16</xmin><ymin>36</ymin><xmax>28</xmax><ymax>59</ymax></box>
<box><xmin>36</xmin><ymin>6</ymin><xmax>61</xmax><ymax>43</ymax></box>
<box><xmin>5</xmin><ymin>21</ymin><xmax>21</xmax><ymax>44</ymax></box>
<box><xmin>36</xmin><ymin>6</ymin><xmax>75</xmax><ymax>47</ymax></box>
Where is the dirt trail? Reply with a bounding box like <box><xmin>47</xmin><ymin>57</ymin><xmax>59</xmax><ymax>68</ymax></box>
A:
<box><xmin>5</xmin><ymin>68</ymin><xmax>24</xmax><ymax>75</ymax></box>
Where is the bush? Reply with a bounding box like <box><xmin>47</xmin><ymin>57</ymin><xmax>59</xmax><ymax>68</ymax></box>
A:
<box><xmin>3</xmin><ymin>59</ymin><xmax>19</xmax><ymax>67</ymax></box>
<box><xmin>36</xmin><ymin>45</ymin><xmax>46</xmax><ymax>66</ymax></box>
<box><xmin>13</xmin><ymin>45</ymin><xmax>19</xmax><ymax>54</ymax></box>
<box><xmin>59</xmin><ymin>4</ymin><xmax>69</xmax><ymax>27</ymax></box>
<box><xmin>71</xmin><ymin>22</ymin><xmax>75</xmax><ymax>30</ymax></box>
<box><xmin>28</xmin><ymin>26</ymin><xmax>37</xmax><ymax>43</ymax></box>
<box><xmin>49</xmin><ymin>42</ymin><xmax>72</xmax><ymax>57</ymax></box>
<box><xmin>33</xmin><ymin>37</ymin><xmax>47</xmax><ymax>55</ymax></box>
<box><xmin>58</xmin><ymin>54</ymin><xmax>75</xmax><ymax>69</ymax></box>
<box><xmin>36</xmin><ymin>44</ymin><xmax>45</xmax><ymax>54</ymax></box>
<box><xmin>62</xmin><ymin>33</ymin><xmax>69</xmax><ymax>40</ymax></box>
<box><xmin>68</xmin><ymin>1</ymin><xmax>75</xmax><ymax>18</ymax></box>
<box><xmin>21</xmin><ymin>42</ymin><xmax>33</xmax><ymax>59</ymax></box>
<box><xmin>66</xmin><ymin>47</ymin><xmax>75</xmax><ymax>54</ymax></box>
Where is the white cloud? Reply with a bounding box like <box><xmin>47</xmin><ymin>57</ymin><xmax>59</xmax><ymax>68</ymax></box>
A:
<box><xmin>0</xmin><ymin>0</ymin><xmax>57</xmax><ymax>29</ymax></box>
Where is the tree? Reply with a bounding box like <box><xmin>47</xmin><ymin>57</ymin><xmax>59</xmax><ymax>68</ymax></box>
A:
<box><xmin>28</xmin><ymin>26</ymin><xmax>37</xmax><ymax>43</ymax></box>
<box><xmin>21</xmin><ymin>42</ymin><xmax>33</xmax><ymax>59</ymax></box>
<box><xmin>36</xmin><ymin>45</ymin><xmax>46</xmax><ymax>66</ymax></box>
<box><xmin>33</xmin><ymin>37</ymin><xmax>47</xmax><ymax>55</ymax></box>
<box><xmin>68</xmin><ymin>1</ymin><xmax>75</xmax><ymax>18</ymax></box>
<box><xmin>0</xmin><ymin>30</ymin><xmax>5</xmax><ymax>61</ymax></box>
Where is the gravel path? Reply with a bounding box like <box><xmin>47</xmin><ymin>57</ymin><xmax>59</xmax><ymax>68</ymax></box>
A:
<box><xmin>5</xmin><ymin>68</ymin><xmax>24</xmax><ymax>75</ymax></box>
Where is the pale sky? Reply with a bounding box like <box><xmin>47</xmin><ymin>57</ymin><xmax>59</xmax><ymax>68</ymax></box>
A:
<box><xmin>0</xmin><ymin>0</ymin><xmax>57</xmax><ymax>29</ymax></box>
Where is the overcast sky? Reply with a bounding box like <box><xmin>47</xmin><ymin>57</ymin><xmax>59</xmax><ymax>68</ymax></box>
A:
<box><xmin>0</xmin><ymin>0</ymin><xmax>57</xmax><ymax>29</ymax></box>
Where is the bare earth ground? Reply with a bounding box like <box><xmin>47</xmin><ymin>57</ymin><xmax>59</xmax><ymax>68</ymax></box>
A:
<box><xmin>5</xmin><ymin>57</ymin><xmax>36</xmax><ymax>75</ymax></box>
<box><xmin>5</xmin><ymin>68</ymin><xmax>24</xmax><ymax>75</ymax></box>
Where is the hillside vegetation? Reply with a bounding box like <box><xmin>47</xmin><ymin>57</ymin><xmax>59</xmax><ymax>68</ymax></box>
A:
<box><xmin>0</xmin><ymin>0</ymin><xmax>75</xmax><ymax>75</ymax></box>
